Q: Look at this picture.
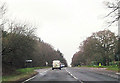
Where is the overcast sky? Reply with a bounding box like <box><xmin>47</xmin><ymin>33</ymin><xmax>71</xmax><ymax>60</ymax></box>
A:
<box><xmin>3</xmin><ymin>0</ymin><xmax>117</xmax><ymax>65</ymax></box>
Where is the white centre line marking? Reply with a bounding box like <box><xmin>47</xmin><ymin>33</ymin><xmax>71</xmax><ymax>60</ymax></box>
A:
<box><xmin>65</xmin><ymin>68</ymin><xmax>83</xmax><ymax>83</ymax></box>
<box><xmin>65</xmin><ymin>68</ymin><xmax>78</xmax><ymax>80</ymax></box>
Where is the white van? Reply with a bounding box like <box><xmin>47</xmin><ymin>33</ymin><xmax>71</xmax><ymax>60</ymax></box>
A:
<box><xmin>52</xmin><ymin>60</ymin><xmax>61</xmax><ymax>70</ymax></box>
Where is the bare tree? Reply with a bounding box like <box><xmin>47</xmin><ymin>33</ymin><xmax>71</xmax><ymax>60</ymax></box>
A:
<box><xmin>0</xmin><ymin>2</ymin><xmax>7</xmax><ymax>54</ymax></box>
<box><xmin>104</xmin><ymin>0</ymin><xmax>120</xmax><ymax>27</ymax></box>
<box><xmin>0</xmin><ymin>2</ymin><xmax>6</xmax><ymax>19</ymax></box>
<box><xmin>0</xmin><ymin>1</ymin><xmax>7</xmax><ymax>80</ymax></box>
<box><xmin>6</xmin><ymin>21</ymin><xmax>36</xmax><ymax>38</ymax></box>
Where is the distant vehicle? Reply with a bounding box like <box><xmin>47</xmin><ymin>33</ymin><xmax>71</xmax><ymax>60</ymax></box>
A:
<box><xmin>52</xmin><ymin>60</ymin><xmax>61</xmax><ymax>70</ymax></box>
<box><xmin>61</xmin><ymin>63</ymin><xmax>65</xmax><ymax>68</ymax></box>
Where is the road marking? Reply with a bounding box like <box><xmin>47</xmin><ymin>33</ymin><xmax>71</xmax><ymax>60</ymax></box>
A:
<box><xmin>39</xmin><ymin>69</ymin><xmax>50</xmax><ymax>76</ymax></box>
<box><xmin>22</xmin><ymin>68</ymin><xmax>50</xmax><ymax>83</ymax></box>
<box><xmin>65</xmin><ymin>68</ymin><xmax>83</xmax><ymax>83</ymax></box>
<box><xmin>65</xmin><ymin>69</ymin><xmax>78</xmax><ymax>80</ymax></box>
<box><xmin>116</xmin><ymin>73</ymin><xmax>120</xmax><ymax>75</ymax></box>
<box><xmin>22</xmin><ymin>75</ymin><xmax>37</xmax><ymax>83</ymax></box>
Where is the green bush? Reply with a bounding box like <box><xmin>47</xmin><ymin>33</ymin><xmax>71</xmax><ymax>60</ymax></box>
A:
<box><xmin>109</xmin><ymin>61</ymin><xmax>119</xmax><ymax>66</ymax></box>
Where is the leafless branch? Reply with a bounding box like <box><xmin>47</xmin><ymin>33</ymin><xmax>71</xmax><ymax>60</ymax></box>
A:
<box><xmin>105</xmin><ymin>7</ymin><xmax>118</xmax><ymax>17</ymax></box>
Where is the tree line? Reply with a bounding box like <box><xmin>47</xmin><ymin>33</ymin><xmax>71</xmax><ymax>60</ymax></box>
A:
<box><xmin>2</xmin><ymin>21</ymin><xmax>67</xmax><ymax>75</ymax></box>
<box><xmin>0</xmin><ymin>3</ymin><xmax>67</xmax><ymax>75</ymax></box>
<box><xmin>71</xmin><ymin>0</ymin><xmax>120</xmax><ymax>67</ymax></box>
<box><xmin>71</xmin><ymin>30</ymin><xmax>119</xmax><ymax>66</ymax></box>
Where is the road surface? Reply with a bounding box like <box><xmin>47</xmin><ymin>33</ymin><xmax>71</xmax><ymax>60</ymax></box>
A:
<box><xmin>23</xmin><ymin>67</ymin><xmax>119</xmax><ymax>83</ymax></box>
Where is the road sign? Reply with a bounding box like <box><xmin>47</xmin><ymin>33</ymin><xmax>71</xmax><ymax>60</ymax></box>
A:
<box><xmin>99</xmin><ymin>63</ymin><xmax>101</xmax><ymax>67</ymax></box>
<box><xmin>26</xmin><ymin>60</ymin><xmax>32</xmax><ymax>63</ymax></box>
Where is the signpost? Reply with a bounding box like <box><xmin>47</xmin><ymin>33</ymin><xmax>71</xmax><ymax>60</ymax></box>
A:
<box><xmin>46</xmin><ymin>62</ymin><xmax>48</xmax><ymax>66</ymax></box>
<box><xmin>26</xmin><ymin>59</ymin><xmax>32</xmax><ymax>68</ymax></box>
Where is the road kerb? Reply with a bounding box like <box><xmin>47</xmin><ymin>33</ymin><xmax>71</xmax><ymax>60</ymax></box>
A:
<box><xmin>22</xmin><ymin>68</ymin><xmax>50</xmax><ymax>83</ymax></box>
<box><xmin>82</xmin><ymin>67</ymin><xmax>119</xmax><ymax>79</ymax></box>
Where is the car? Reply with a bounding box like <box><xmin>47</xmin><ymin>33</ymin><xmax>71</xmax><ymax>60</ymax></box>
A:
<box><xmin>61</xmin><ymin>63</ymin><xmax>65</xmax><ymax>68</ymax></box>
<box><xmin>52</xmin><ymin>60</ymin><xmax>61</xmax><ymax>70</ymax></box>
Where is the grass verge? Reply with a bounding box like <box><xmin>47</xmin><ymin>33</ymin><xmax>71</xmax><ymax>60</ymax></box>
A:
<box><xmin>2</xmin><ymin>67</ymin><xmax>50</xmax><ymax>82</ymax></box>
<box><xmin>80</xmin><ymin>65</ymin><xmax>119</xmax><ymax>72</ymax></box>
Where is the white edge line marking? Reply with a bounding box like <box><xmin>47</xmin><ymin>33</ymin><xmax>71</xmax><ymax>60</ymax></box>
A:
<box><xmin>22</xmin><ymin>75</ymin><xmax>37</xmax><ymax>83</ymax></box>
<box><xmin>22</xmin><ymin>69</ymin><xmax>50</xmax><ymax>83</ymax></box>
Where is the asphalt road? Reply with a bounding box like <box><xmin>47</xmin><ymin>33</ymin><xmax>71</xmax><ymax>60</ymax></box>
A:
<box><xmin>24</xmin><ymin>67</ymin><xmax>119</xmax><ymax>83</ymax></box>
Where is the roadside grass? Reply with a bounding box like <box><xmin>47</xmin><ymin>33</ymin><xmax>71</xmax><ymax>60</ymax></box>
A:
<box><xmin>2</xmin><ymin>67</ymin><xmax>50</xmax><ymax>81</ymax></box>
<box><xmin>103</xmin><ymin>66</ymin><xmax>119</xmax><ymax>71</ymax></box>
<box><xmin>80</xmin><ymin>65</ymin><xmax>119</xmax><ymax>72</ymax></box>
